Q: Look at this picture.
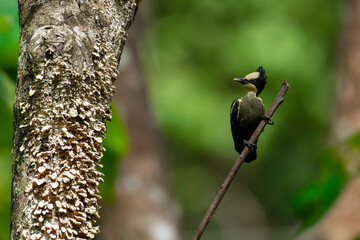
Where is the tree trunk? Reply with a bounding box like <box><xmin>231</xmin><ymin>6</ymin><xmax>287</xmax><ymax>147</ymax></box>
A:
<box><xmin>11</xmin><ymin>1</ymin><xmax>138</xmax><ymax>239</ymax></box>
<box><xmin>312</xmin><ymin>1</ymin><xmax>360</xmax><ymax>239</ymax></box>
<box><xmin>329</xmin><ymin>0</ymin><xmax>360</xmax><ymax>144</ymax></box>
<box><xmin>296</xmin><ymin>1</ymin><xmax>360</xmax><ymax>240</ymax></box>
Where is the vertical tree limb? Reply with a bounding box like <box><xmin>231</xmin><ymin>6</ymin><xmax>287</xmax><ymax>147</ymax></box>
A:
<box><xmin>295</xmin><ymin>1</ymin><xmax>360</xmax><ymax>240</ymax></box>
<box><xmin>329</xmin><ymin>0</ymin><xmax>360</xmax><ymax>144</ymax></box>
<box><xmin>11</xmin><ymin>1</ymin><xmax>138</xmax><ymax>239</ymax></box>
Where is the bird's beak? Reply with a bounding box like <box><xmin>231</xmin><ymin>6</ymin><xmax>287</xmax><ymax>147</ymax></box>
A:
<box><xmin>233</xmin><ymin>78</ymin><xmax>247</xmax><ymax>84</ymax></box>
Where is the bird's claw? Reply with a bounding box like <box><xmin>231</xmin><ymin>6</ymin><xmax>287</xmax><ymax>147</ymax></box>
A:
<box><xmin>243</xmin><ymin>140</ymin><xmax>257</xmax><ymax>152</ymax></box>
<box><xmin>261</xmin><ymin>115</ymin><xmax>274</xmax><ymax>125</ymax></box>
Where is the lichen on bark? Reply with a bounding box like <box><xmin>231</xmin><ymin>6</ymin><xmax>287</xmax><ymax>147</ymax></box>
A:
<box><xmin>11</xmin><ymin>0</ymin><xmax>137</xmax><ymax>239</ymax></box>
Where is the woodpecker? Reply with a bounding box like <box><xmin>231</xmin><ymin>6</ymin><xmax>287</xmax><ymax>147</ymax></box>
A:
<box><xmin>230</xmin><ymin>66</ymin><xmax>269</xmax><ymax>163</ymax></box>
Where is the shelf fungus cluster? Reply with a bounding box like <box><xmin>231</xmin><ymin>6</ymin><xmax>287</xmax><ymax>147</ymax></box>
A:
<box><xmin>16</xmin><ymin>37</ymin><xmax>118</xmax><ymax>239</ymax></box>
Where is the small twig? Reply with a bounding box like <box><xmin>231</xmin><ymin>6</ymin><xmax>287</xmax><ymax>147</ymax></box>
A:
<box><xmin>192</xmin><ymin>80</ymin><xmax>290</xmax><ymax>240</ymax></box>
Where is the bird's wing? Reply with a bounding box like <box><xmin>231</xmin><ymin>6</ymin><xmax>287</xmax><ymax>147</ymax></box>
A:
<box><xmin>230</xmin><ymin>98</ymin><xmax>244</xmax><ymax>153</ymax></box>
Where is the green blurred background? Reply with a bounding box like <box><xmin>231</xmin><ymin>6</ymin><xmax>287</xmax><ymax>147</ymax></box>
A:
<box><xmin>2</xmin><ymin>0</ymin><xmax>358</xmax><ymax>239</ymax></box>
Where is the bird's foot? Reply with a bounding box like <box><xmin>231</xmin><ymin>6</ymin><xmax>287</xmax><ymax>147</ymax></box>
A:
<box><xmin>243</xmin><ymin>140</ymin><xmax>257</xmax><ymax>152</ymax></box>
<box><xmin>261</xmin><ymin>115</ymin><xmax>274</xmax><ymax>125</ymax></box>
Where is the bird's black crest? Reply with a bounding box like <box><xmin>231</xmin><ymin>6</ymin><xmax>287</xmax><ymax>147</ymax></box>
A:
<box><xmin>254</xmin><ymin>66</ymin><xmax>267</xmax><ymax>95</ymax></box>
<box><xmin>257</xmin><ymin>66</ymin><xmax>266</xmax><ymax>78</ymax></box>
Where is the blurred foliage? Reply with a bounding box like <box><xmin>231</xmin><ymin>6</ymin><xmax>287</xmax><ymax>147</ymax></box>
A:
<box><xmin>0</xmin><ymin>95</ymin><xmax>12</xmax><ymax>240</ymax></box>
<box><xmin>0</xmin><ymin>0</ymin><xmax>18</xmax><ymax>239</ymax></box>
<box><xmin>143</xmin><ymin>0</ymin><xmax>344</xmax><ymax>234</ymax></box>
<box><xmin>0</xmin><ymin>1</ymin><xmax>19</xmax><ymax>79</ymax></box>
<box><xmin>101</xmin><ymin>104</ymin><xmax>129</xmax><ymax>202</ymax></box>
<box><xmin>0</xmin><ymin>69</ymin><xmax>15</xmax><ymax>109</ymax></box>
<box><xmin>293</xmin><ymin>132</ymin><xmax>360</xmax><ymax>230</ymax></box>
<box><xmin>349</xmin><ymin>132</ymin><xmax>360</xmax><ymax>149</ymax></box>
<box><xmin>293</xmin><ymin>147</ymin><xmax>348</xmax><ymax>229</ymax></box>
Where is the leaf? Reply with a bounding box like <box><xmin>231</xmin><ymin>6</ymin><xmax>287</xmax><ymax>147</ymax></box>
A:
<box><xmin>99</xmin><ymin>103</ymin><xmax>129</xmax><ymax>202</ymax></box>
<box><xmin>348</xmin><ymin>132</ymin><xmax>360</xmax><ymax>149</ymax></box>
<box><xmin>0</xmin><ymin>69</ymin><xmax>15</xmax><ymax>110</ymax></box>
<box><xmin>293</xmin><ymin>147</ymin><xmax>348</xmax><ymax>229</ymax></box>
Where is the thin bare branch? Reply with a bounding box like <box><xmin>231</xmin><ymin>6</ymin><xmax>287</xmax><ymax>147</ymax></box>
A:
<box><xmin>192</xmin><ymin>80</ymin><xmax>290</xmax><ymax>240</ymax></box>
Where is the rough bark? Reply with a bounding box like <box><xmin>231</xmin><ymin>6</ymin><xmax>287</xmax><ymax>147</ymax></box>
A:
<box><xmin>98</xmin><ymin>11</ymin><xmax>181</xmax><ymax>240</ymax></box>
<box><xmin>11</xmin><ymin>1</ymin><xmax>137</xmax><ymax>239</ymax></box>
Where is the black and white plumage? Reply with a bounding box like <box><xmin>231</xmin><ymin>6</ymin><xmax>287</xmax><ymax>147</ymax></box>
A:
<box><xmin>230</xmin><ymin>66</ymin><xmax>267</xmax><ymax>163</ymax></box>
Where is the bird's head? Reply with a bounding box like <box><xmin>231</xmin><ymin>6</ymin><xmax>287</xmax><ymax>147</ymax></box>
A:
<box><xmin>234</xmin><ymin>66</ymin><xmax>267</xmax><ymax>95</ymax></box>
